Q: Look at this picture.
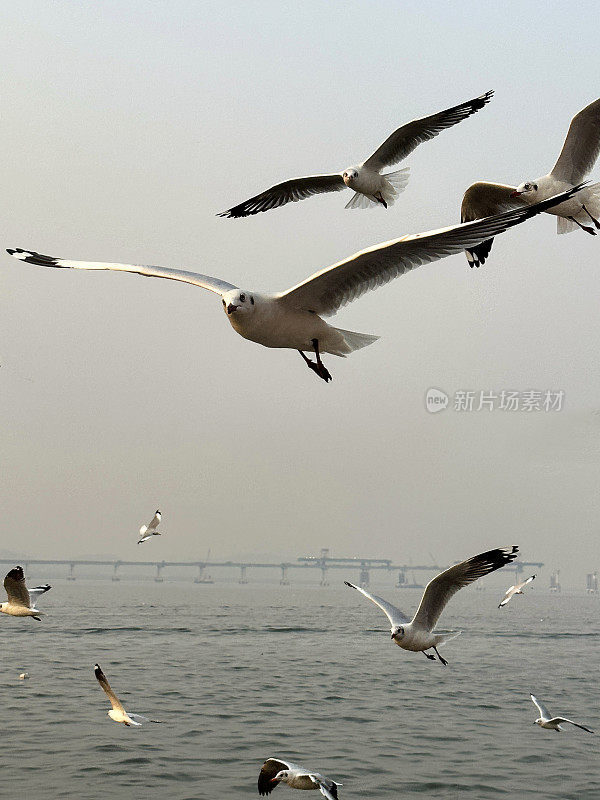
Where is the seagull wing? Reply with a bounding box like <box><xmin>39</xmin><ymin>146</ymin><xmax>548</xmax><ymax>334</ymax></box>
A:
<box><xmin>276</xmin><ymin>185</ymin><xmax>585</xmax><ymax>316</ymax></box>
<box><xmin>551</xmin><ymin>98</ymin><xmax>600</xmax><ymax>184</ymax></box>
<box><xmin>94</xmin><ymin>664</ymin><xmax>126</xmax><ymax>713</ymax></box>
<box><xmin>551</xmin><ymin>717</ymin><xmax>594</xmax><ymax>733</ymax></box>
<box><xmin>530</xmin><ymin>694</ymin><xmax>551</xmax><ymax>720</ymax></box>
<box><xmin>344</xmin><ymin>581</ymin><xmax>410</xmax><ymax>627</ymax></box>
<box><xmin>363</xmin><ymin>91</ymin><xmax>494</xmax><ymax>171</ymax></box>
<box><xmin>27</xmin><ymin>584</ymin><xmax>51</xmax><ymax>608</ymax></box>
<box><xmin>461</xmin><ymin>182</ymin><xmax>525</xmax><ymax>267</ymax></box>
<box><xmin>3</xmin><ymin>567</ymin><xmax>31</xmax><ymax>608</ymax></box>
<box><xmin>218</xmin><ymin>175</ymin><xmax>346</xmax><ymax>218</ymax></box>
<box><xmin>147</xmin><ymin>510</ymin><xmax>161</xmax><ymax>531</ymax></box>
<box><xmin>127</xmin><ymin>712</ymin><xmax>163</xmax><ymax>724</ymax></box>
<box><xmin>516</xmin><ymin>574</ymin><xmax>536</xmax><ymax>591</ymax></box>
<box><xmin>498</xmin><ymin>586</ymin><xmax>517</xmax><ymax>607</ymax></box>
<box><xmin>309</xmin><ymin>776</ymin><xmax>338</xmax><ymax>800</ymax></box>
<box><xmin>258</xmin><ymin>758</ymin><xmax>297</xmax><ymax>796</ymax></box>
<box><xmin>411</xmin><ymin>546</ymin><xmax>519</xmax><ymax>632</ymax></box>
<box><xmin>7</xmin><ymin>249</ymin><xmax>237</xmax><ymax>296</ymax></box>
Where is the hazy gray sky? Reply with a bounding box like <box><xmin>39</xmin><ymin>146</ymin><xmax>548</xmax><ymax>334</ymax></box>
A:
<box><xmin>1</xmin><ymin>1</ymin><xmax>599</xmax><ymax>587</ymax></box>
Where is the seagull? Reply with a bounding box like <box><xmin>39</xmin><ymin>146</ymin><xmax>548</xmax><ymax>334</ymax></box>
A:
<box><xmin>345</xmin><ymin>546</ymin><xmax>518</xmax><ymax>665</ymax></box>
<box><xmin>498</xmin><ymin>574</ymin><xmax>535</xmax><ymax>607</ymax></box>
<box><xmin>530</xmin><ymin>694</ymin><xmax>594</xmax><ymax>733</ymax></box>
<box><xmin>258</xmin><ymin>758</ymin><xmax>341</xmax><ymax>800</ymax></box>
<box><xmin>6</xmin><ymin>183</ymin><xmax>583</xmax><ymax>383</ymax></box>
<box><xmin>218</xmin><ymin>91</ymin><xmax>493</xmax><ymax>217</ymax></box>
<box><xmin>461</xmin><ymin>98</ymin><xmax>600</xmax><ymax>266</ymax></box>
<box><xmin>94</xmin><ymin>663</ymin><xmax>162</xmax><ymax>726</ymax></box>
<box><xmin>1</xmin><ymin>566</ymin><xmax>51</xmax><ymax>621</ymax></box>
<box><xmin>138</xmin><ymin>509</ymin><xmax>162</xmax><ymax>544</ymax></box>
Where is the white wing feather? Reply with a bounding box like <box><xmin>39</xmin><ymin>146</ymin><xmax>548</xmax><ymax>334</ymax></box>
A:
<box><xmin>551</xmin><ymin>98</ymin><xmax>600</xmax><ymax>184</ymax></box>
<box><xmin>344</xmin><ymin>581</ymin><xmax>410</xmax><ymax>627</ymax></box>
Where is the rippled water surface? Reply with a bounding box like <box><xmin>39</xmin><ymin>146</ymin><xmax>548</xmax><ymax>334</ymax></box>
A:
<box><xmin>1</xmin><ymin>581</ymin><xmax>598</xmax><ymax>799</ymax></box>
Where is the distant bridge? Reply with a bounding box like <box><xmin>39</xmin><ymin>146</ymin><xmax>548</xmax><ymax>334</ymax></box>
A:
<box><xmin>0</xmin><ymin>550</ymin><xmax>543</xmax><ymax>587</ymax></box>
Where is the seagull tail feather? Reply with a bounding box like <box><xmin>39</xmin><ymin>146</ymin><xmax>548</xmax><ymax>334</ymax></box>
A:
<box><xmin>434</xmin><ymin>631</ymin><xmax>462</xmax><ymax>647</ymax></box>
<box><xmin>333</xmin><ymin>327</ymin><xmax>379</xmax><ymax>354</ymax></box>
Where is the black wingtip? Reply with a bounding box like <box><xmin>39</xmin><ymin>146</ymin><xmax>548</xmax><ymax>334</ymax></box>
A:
<box><xmin>473</xmin><ymin>89</ymin><xmax>494</xmax><ymax>108</ymax></box>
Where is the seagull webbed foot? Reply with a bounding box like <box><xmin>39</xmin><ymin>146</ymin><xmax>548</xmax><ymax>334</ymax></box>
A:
<box><xmin>423</xmin><ymin>651</ymin><xmax>436</xmax><ymax>661</ymax></box>
<box><xmin>582</xmin><ymin>205</ymin><xmax>600</xmax><ymax>230</ymax></box>
<box><xmin>433</xmin><ymin>647</ymin><xmax>448</xmax><ymax>666</ymax></box>
<box><xmin>298</xmin><ymin>350</ymin><xmax>332</xmax><ymax>383</ymax></box>
<box><xmin>569</xmin><ymin>216</ymin><xmax>597</xmax><ymax>235</ymax></box>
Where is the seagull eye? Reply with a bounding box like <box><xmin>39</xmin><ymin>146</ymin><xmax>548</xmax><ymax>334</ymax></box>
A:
<box><xmin>240</xmin><ymin>293</ymin><xmax>246</xmax><ymax>302</ymax></box>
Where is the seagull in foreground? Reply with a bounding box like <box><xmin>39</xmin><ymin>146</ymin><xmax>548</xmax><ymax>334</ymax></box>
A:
<box><xmin>461</xmin><ymin>97</ymin><xmax>600</xmax><ymax>266</ymax></box>
<box><xmin>7</xmin><ymin>185</ymin><xmax>583</xmax><ymax>384</ymax></box>
<box><xmin>530</xmin><ymin>694</ymin><xmax>594</xmax><ymax>733</ymax></box>
<box><xmin>138</xmin><ymin>509</ymin><xmax>162</xmax><ymax>544</ymax></box>
<box><xmin>1</xmin><ymin>566</ymin><xmax>51</xmax><ymax>621</ymax></box>
<box><xmin>94</xmin><ymin>663</ymin><xmax>162</xmax><ymax>726</ymax></box>
<box><xmin>498</xmin><ymin>574</ymin><xmax>535</xmax><ymax>608</ymax></box>
<box><xmin>219</xmin><ymin>91</ymin><xmax>493</xmax><ymax>217</ymax></box>
<box><xmin>258</xmin><ymin>758</ymin><xmax>341</xmax><ymax>800</ymax></box>
<box><xmin>345</xmin><ymin>546</ymin><xmax>518</xmax><ymax>665</ymax></box>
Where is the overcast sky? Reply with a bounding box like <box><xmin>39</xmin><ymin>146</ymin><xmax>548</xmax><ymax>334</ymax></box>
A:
<box><xmin>1</xmin><ymin>1</ymin><xmax>599</xmax><ymax>587</ymax></box>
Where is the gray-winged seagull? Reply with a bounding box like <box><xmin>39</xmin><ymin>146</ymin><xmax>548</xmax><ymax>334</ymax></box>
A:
<box><xmin>1</xmin><ymin>566</ymin><xmax>51</xmax><ymax>621</ymax></box>
<box><xmin>94</xmin><ymin>663</ymin><xmax>162</xmax><ymax>726</ymax></box>
<box><xmin>138</xmin><ymin>509</ymin><xmax>162</xmax><ymax>544</ymax></box>
<box><xmin>530</xmin><ymin>694</ymin><xmax>594</xmax><ymax>733</ymax></box>
<box><xmin>219</xmin><ymin>91</ymin><xmax>493</xmax><ymax>217</ymax></box>
<box><xmin>462</xmin><ymin>98</ymin><xmax>600</xmax><ymax>266</ymax></box>
<box><xmin>7</xmin><ymin>185</ymin><xmax>585</xmax><ymax>383</ymax></box>
<box><xmin>346</xmin><ymin>546</ymin><xmax>518</xmax><ymax>665</ymax></box>
<box><xmin>258</xmin><ymin>758</ymin><xmax>341</xmax><ymax>800</ymax></box>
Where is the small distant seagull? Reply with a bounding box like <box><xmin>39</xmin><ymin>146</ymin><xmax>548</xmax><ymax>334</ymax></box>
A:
<box><xmin>18</xmin><ymin>672</ymin><xmax>30</xmax><ymax>680</ymax></box>
<box><xmin>219</xmin><ymin>92</ymin><xmax>493</xmax><ymax>217</ymax></box>
<box><xmin>6</xmin><ymin>185</ymin><xmax>584</xmax><ymax>384</ymax></box>
<box><xmin>258</xmin><ymin>758</ymin><xmax>341</xmax><ymax>800</ymax></box>
<box><xmin>461</xmin><ymin>97</ymin><xmax>600</xmax><ymax>266</ymax></box>
<box><xmin>94</xmin><ymin>663</ymin><xmax>162</xmax><ymax>726</ymax></box>
<box><xmin>345</xmin><ymin>546</ymin><xmax>518</xmax><ymax>665</ymax></box>
<box><xmin>138</xmin><ymin>510</ymin><xmax>162</xmax><ymax>544</ymax></box>
<box><xmin>498</xmin><ymin>574</ymin><xmax>535</xmax><ymax>608</ymax></box>
<box><xmin>1</xmin><ymin>566</ymin><xmax>51</xmax><ymax>621</ymax></box>
<box><xmin>530</xmin><ymin>694</ymin><xmax>594</xmax><ymax>733</ymax></box>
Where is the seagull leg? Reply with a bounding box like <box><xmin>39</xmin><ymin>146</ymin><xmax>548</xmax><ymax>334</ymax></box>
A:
<box><xmin>433</xmin><ymin>647</ymin><xmax>448</xmax><ymax>666</ymax></box>
<box><xmin>568</xmin><ymin>216</ymin><xmax>597</xmax><ymax>235</ymax></box>
<box><xmin>374</xmin><ymin>192</ymin><xmax>388</xmax><ymax>209</ymax></box>
<box><xmin>423</xmin><ymin>650</ymin><xmax>436</xmax><ymax>661</ymax></box>
<box><xmin>298</xmin><ymin>348</ymin><xmax>331</xmax><ymax>382</ymax></box>
<box><xmin>582</xmin><ymin>205</ymin><xmax>600</xmax><ymax>230</ymax></box>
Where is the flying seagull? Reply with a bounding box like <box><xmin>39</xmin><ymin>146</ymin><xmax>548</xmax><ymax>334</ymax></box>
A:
<box><xmin>1</xmin><ymin>566</ymin><xmax>51</xmax><ymax>621</ymax></box>
<box><xmin>461</xmin><ymin>97</ymin><xmax>600</xmax><ymax>266</ymax></box>
<box><xmin>345</xmin><ymin>546</ymin><xmax>518</xmax><ymax>665</ymax></box>
<box><xmin>258</xmin><ymin>758</ymin><xmax>341</xmax><ymax>800</ymax></box>
<box><xmin>530</xmin><ymin>694</ymin><xmax>594</xmax><ymax>733</ymax></box>
<box><xmin>94</xmin><ymin>663</ymin><xmax>162</xmax><ymax>726</ymax></box>
<box><xmin>219</xmin><ymin>91</ymin><xmax>493</xmax><ymax>217</ymax></box>
<box><xmin>7</xmin><ymin>185</ymin><xmax>584</xmax><ymax>383</ymax></box>
<box><xmin>138</xmin><ymin>509</ymin><xmax>162</xmax><ymax>544</ymax></box>
<box><xmin>498</xmin><ymin>574</ymin><xmax>535</xmax><ymax>608</ymax></box>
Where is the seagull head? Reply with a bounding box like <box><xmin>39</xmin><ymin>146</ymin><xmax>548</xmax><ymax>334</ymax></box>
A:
<box><xmin>272</xmin><ymin>771</ymin><xmax>289</xmax><ymax>784</ymax></box>
<box><xmin>391</xmin><ymin>625</ymin><xmax>405</xmax><ymax>641</ymax></box>
<box><xmin>222</xmin><ymin>290</ymin><xmax>255</xmax><ymax>317</ymax></box>
<box><xmin>342</xmin><ymin>168</ymin><xmax>359</xmax><ymax>186</ymax></box>
<box><xmin>511</xmin><ymin>181</ymin><xmax>538</xmax><ymax>198</ymax></box>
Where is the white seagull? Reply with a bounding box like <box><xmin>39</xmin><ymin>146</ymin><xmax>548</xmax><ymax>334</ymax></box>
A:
<box><xmin>461</xmin><ymin>97</ymin><xmax>600</xmax><ymax>266</ymax></box>
<box><xmin>258</xmin><ymin>758</ymin><xmax>341</xmax><ymax>800</ymax></box>
<box><xmin>138</xmin><ymin>509</ymin><xmax>162</xmax><ymax>544</ymax></box>
<box><xmin>498</xmin><ymin>574</ymin><xmax>535</xmax><ymax>608</ymax></box>
<box><xmin>530</xmin><ymin>694</ymin><xmax>594</xmax><ymax>733</ymax></box>
<box><xmin>94</xmin><ymin>663</ymin><xmax>162</xmax><ymax>726</ymax></box>
<box><xmin>6</xmin><ymin>184</ymin><xmax>583</xmax><ymax>383</ymax></box>
<box><xmin>219</xmin><ymin>91</ymin><xmax>493</xmax><ymax>217</ymax></box>
<box><xmin>346</xmin><ymin>546</ymin><xmax>518</xmax><ymax>665</ymax></box>
<box><xmin>1</xmin><ymin>566</ymin><xmax>51</xmax><ymax>621</ymax></box>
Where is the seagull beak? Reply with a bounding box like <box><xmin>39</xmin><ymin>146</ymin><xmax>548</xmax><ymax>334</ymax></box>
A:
<box><xmin>227</xmin><ymin>303</ymin><xmax>239</xmax><ymax>314</ymax></box>
<box><xmin>510</xmin><ymin>190</ymin><xmax>522</xmax><ymax>198</ymax></box>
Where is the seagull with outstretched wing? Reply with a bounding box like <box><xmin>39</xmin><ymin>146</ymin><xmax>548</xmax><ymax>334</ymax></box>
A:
<box><xmin>1</xmin><ymin>566</ymin><xmax>51</xmax><ymax>621</ymax></box>
<box><xmin>219</xmin><ymin>91</ymin><xmax>494</xmax><ymax>216</ymax></box>
<box><xmin>498</xmin><ymin>574</ymin><xmax>535</xmax><ymax>608</ymax></box>
<box><xmin>258</xmin><ymin>758</ymin><xmax>341</xmax><ymax>800</ymax></box>
<box><xmin>530</xmin><ymin>694</ymin><xmax>594</xmax><ymax>733</ymax></box>
<box><xmin>346</xmin><ymin>546</ymin><xmax>519</xmax><ymax>665</ymax></box>
<box><xmin>138</xmin><ymin>509</ymin><xmax>162</xmax><ymax>544</ymax></box>
<box><xmin>7</xmin><ymin>183</ymin><xmax>584</xmax><ymax>383</ymax></box>
<box><xmin>94</xmin><ymin>663</ymin><xmax>162</xmax><ymax>726</ymax></box>
<box><xmin>461</xmin><ymin>97</ymin><xmax>600</xmax><ymax>266</ymax></box>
